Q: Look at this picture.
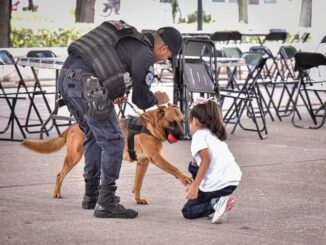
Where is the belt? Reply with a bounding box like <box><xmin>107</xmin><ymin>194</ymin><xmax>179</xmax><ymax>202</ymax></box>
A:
<box><xmin>60</xmin><ymin>68</ymin><xmax>94</xmax><ymax>81</ymax></box>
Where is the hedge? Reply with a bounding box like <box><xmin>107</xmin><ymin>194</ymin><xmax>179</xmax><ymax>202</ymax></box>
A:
<box><xmin>10</xmin><ymin>27</ymin><xmax>91</xmax><ymax>47</ymax></box>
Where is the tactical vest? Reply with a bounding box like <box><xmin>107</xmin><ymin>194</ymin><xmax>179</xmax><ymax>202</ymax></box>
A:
<box><xmin>68</xmin><ymin>20</ymin><xmax>152</xmax><ymax>100</ymax></box>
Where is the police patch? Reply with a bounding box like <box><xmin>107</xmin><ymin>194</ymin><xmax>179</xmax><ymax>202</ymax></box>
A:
<box><xmin>145</xmin><ymin>72</ymin><xmax>154</xmax><ymax>86</ymax></box>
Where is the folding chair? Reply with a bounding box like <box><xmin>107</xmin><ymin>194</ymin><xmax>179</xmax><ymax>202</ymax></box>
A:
<box><xmin>28</xmin><ymin>50</ymin><xmax>76</xmax><ymax>139</ymax></box>
<box><xmin>218</xmin><ymin>50</ymin><xmax>278</xmax><ymax>122</ymax></box>
<box><xmin>39</xmin><ymin>96</ymin><xmax>75</xmax><ymax>139</ymax></box>
<box><xmin>175</xmin><ymin>38</ymin><xmax>218</xmax><ymax>138</ymax></box>
<box><xmin>250</xmin><ymin>29</ymin><xmax>288</xmax><ymax>81</ymax></box>
<box><xmin>229</xmin><ymin>31</ymin><xmax>242</xmax><ymax>44</ymax></box>
<box><xmin>22</xmin><ymin>50</ymin><xmax>58</xmax><ymax>135</ymax></box>
<box><xmin>210</xmin><ymin>31</ymin><xmax>231</xmax><ymax>45</ymax></box>
<box><xmin>315</xmin><ymin>35</ymin><xmax>326</xmax><ymax>53</ymax></box>
<box><xmin>292</xmin><ymin>52</ymin><xmax>326</xmax><ymax>129</ymax></box>
<box><xmin>279</xmin><ymin>46</ymin><xmax>298</xmax><ymax>80</ymax></box>
<box><xmin>0</xmin><ymin>50</ymin><xmax>27</xmax><ymax>141</ymax></box>
<box><xmin>291</xmin><ymin>32</ymin><xmax>310</xmax><ymax>44</ymax></box>
<box><xmin>219</xmin><ymin>53</ymin><xmax>268</xmax><ymax>139</ymax></box>
<box><xmin>262</xmin><ymin>29</ymin><xmax>288</xmax><ymax>45</ymax></box>
<box><xmin>221</xmin><ymin>47</ymin><xmax>245</xmax><ymax>83</ymax></box>
<box><xmin>273</xmin><ymin>45</ymin><xmax>300</xmax><ymax>118</ymax></box>
<box><xmin>300</xmin><ymin>32</ymin><xmax>310</xmax><ymax>44</ymax></box>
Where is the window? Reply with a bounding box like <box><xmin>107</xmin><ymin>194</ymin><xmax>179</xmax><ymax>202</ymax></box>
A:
<box><xmin>249</xmin><ymin>0</ymin><xmax>259</xmax><ymax>4</ymax></box>
<box><xmin>213</xmin><ymin>0</ymin><xmax>225</xmax><ymax>3</ymax></box>
<box><xmin>264</xmin><ymin>0</ymin><xmax>277</xmax><ymax>3</ymax></box>
<box><xmin>229</xmin><ymin>0</ymin><xmax>260</xmax><ymax>4</ymax></box>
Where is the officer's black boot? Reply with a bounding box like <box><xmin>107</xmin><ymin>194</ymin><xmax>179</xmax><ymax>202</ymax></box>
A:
<box><xmin>82</xmin><ymin>178</ymin><xmax>100</xmax><ymax>209</ymax></box>
<box><xmin>94</xmin><ymin>185</ymin><xmax>138</xmax><ymax>219</ymax></box>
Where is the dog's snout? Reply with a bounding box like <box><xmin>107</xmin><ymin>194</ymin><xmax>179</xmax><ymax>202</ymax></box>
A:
<box><xmin>171</xmin><ymin>124</ymin><xmax>185</xmax><ymax>139</ymax></box>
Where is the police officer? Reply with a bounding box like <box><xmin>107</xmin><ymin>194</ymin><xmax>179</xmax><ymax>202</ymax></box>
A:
<box><xmin>58</xmin><ymin>20</ymin><xmax>182</xmax><ymax>219</ymax></box>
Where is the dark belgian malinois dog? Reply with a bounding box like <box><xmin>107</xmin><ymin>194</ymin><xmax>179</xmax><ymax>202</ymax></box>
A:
<box><xmin>22</xmin><ymin>104</ymin><xmax>192</xmax><ymax>204</ymax></box>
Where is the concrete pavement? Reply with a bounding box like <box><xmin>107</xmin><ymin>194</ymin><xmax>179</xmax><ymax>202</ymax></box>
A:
<box><xmin>0</xmin><ymin>92</ymin><xmax>326</xmax><ymax>245</ymax></box>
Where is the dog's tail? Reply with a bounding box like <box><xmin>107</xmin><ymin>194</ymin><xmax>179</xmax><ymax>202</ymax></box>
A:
<box><xmin>22</xmin><ymin>127</ymin><xmax>70</xmax><ymax>154</ymax></box>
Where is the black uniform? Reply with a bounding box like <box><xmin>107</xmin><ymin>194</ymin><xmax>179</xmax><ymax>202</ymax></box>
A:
<box><xmin>58</xmin><ymin>32</ymin><xmax>157</xmax><ymax>187</ymax></box>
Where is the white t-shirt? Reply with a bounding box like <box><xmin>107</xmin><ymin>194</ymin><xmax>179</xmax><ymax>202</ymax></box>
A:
<box><xmin>191</xmin><ymin>128</ymin><xmax>242</xmax><ymax>192</ymax></box>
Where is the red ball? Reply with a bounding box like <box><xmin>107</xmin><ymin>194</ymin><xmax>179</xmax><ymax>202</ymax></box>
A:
<box><xmin>167</xmin><ymin>133</ymin><xmax>177</xmax><ymax>144</ymax></box>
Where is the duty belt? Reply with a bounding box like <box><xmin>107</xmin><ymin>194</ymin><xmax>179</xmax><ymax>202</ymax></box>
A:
<box><xmin>60</xmin><ymin>68</ymin><xmax>94</xmax><ymax>82</ymax></box>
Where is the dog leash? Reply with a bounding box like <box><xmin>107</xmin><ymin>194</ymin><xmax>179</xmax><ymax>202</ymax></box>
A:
<box><xmin>126</xmin><ymin>101</ymin><xmax>153</xmax><ymax>123</ymax></box>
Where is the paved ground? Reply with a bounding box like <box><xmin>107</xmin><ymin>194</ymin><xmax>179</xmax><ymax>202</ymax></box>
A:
<box><xmin>0</xmin><ymin>89</ymin><xmax>326</xmax><ymax>245</ymax></box>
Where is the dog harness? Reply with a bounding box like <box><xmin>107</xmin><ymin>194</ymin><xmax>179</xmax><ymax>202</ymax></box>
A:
<box><xmin>67</xmin><ymin>20</ymin><xmax>152</xmax><ymax>100</ymax></box>
<box><xmin>125</xmin><ymin>116</ymin><xmax>151</xmax><ymax>161</ymax></box>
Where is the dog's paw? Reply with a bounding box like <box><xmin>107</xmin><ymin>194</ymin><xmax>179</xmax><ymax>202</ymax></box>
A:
<box><xmin>136</xmin><ymin>198</ymin><xmax>148</xmax><ymax>205</ymax></box>
<box><xmin>53</xmin><ymin>192</ymin><xmax>63</xmax><ymax>198</ymax></box>
<box><xmin>179</xmin><ymin>175</ymin><xmax>193</xmax><ymax>186</ymax></box>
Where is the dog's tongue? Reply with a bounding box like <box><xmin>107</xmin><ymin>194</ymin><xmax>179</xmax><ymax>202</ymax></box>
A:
<box><xmin>167</xmin><ymin>133</ymin><xmax>177</xmax><ymax>144</ymax></box>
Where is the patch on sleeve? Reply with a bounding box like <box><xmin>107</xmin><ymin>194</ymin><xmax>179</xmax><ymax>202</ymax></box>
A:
<box><xmin>145</xmin><ymin>66</ymin><xmax>155</xmax><ymax>86</ymax></box>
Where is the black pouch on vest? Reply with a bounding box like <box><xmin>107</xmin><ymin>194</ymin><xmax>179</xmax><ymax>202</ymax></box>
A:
<box><xmin>82</xmin><ymin>76</ymin><xmax>113</xmax><ymax>120</ymax></box>
<box><xmin>102</xmin><ymin>72</ymin><xmax>132</xmax><ymax>100</ymax></box>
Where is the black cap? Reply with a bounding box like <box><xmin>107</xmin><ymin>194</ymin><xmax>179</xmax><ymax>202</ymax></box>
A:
<box><xmin>158</xmin><ymin>27</ymin><xmax>182</xmax><ymax>57</ymax></box>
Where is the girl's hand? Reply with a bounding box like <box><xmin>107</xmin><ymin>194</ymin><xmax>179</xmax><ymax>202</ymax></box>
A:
<box><xmin>186</xmin><ymin>183</ymin><xmax>199</xmax><ymax>200</ymax></box>
<box><xmin>185</xmin><ymin>149</ymin><xmax>210</xmax><ymax>200</ymax></box>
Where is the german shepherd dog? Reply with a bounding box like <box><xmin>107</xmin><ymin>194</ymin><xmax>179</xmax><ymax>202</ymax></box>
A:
<box><xmin>22</xmin><ymin>104</ymin><xmax>192</xmax><ymax>204</ymax></box>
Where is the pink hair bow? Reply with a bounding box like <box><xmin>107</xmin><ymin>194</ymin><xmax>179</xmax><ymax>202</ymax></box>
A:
<box><xmin>190</xmin><ymin>97</ymin><xmax>220</xmax><ymax>108</ymax></box>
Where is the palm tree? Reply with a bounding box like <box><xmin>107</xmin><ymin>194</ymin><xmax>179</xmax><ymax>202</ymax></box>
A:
<box><xmin>238</xmin><ymin>0</ymin><xmax>248</xmax><ymax>24</ymax></box>
<box><xmin>75</xmin><ymin>0</ymin><xmax>96</xmax><ymax>23</ymax></box>
<box><xmin>299</xmin><ymin>0</ymin><xmax>312</xmax><ymax>27</ymax></box>
<box><xmin>0</xmin><ymin>0</ymin><xmax>11</xmax><ymax>47</ymax></box>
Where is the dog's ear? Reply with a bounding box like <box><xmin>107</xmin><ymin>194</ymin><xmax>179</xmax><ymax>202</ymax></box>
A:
<box><xmin>158</xmin><ymin>105</ymin><xmax>166</xmax><ymax>118</ymax></box>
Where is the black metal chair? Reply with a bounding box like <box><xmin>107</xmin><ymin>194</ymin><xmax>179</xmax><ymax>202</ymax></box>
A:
<box><xmin>0</xmin><ymin>50</ymin><xmax>27</xmax><ymax>141</ymax></box>
<box><xmin>175</xmin><ymin>38</ymin><xmax>218</xmax><ymax>138</ymax></box>
<box><xmin>220</xmin><ymin>47</ymin><xmax>246</xmax><ymax>88</ymax></box>
<box><xmin>278</xmin><ymin>46</ymin><xmax>298</xmax><ymax>80</ymax></box>
<box><xmin>271</xmin><ymin>45</ymin><xmax>300</xmax><ymax>118</ymax></box>
<box><xmin>315</xmin><ymin>35</ymin><xmax>326</xmax><ymax>53</ymax></box>
<box><xmin>27</xmin><ymin>50</ymin><xmax>75</xmax><ymax>139</ymax></box>
<box><xmin>22</xmin><ymin>50</ymin><xmax>59</xmax><ymax>135</ymax></box>
<box><xmin>262</xmin><ymin>29</ymin><xmax>288</xmax><ymax>45</ymax></box>
<box><xmin>229</xmin><ymin>31</ymin><xmax>242</xmax><ymax>44</ymax></box>
<box><xmin>218</xmin><ymin>53</ymin><xmax>268</xmax><ymax>139</ymax></box>
<box><xmin>210</xmin><ymin>31</ymin><xmax>231</xmax><ymax>44</ymax></box>
<box><xmin>292</xmin><ymin>52</ymin><xmax>326</xmax><ymax>129</ymax></box>
<box><xmin>210</xmin><ymin>31</ymin><xmax>242</xmax><ymax>45</ymax></box>
<box><xmin>222</xmin><ymin>47</ymin><xmax>243</xmax><ymax>59</ymax></box>
<box><xmin>300</xmin><ymin>32</ymin><xmax>310</xmax><ymax>44</ymax></box>
<box><xmin>250</xmin><ymin>29</ymin><xmax>288</xmax><ymax>81</ymax></box>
